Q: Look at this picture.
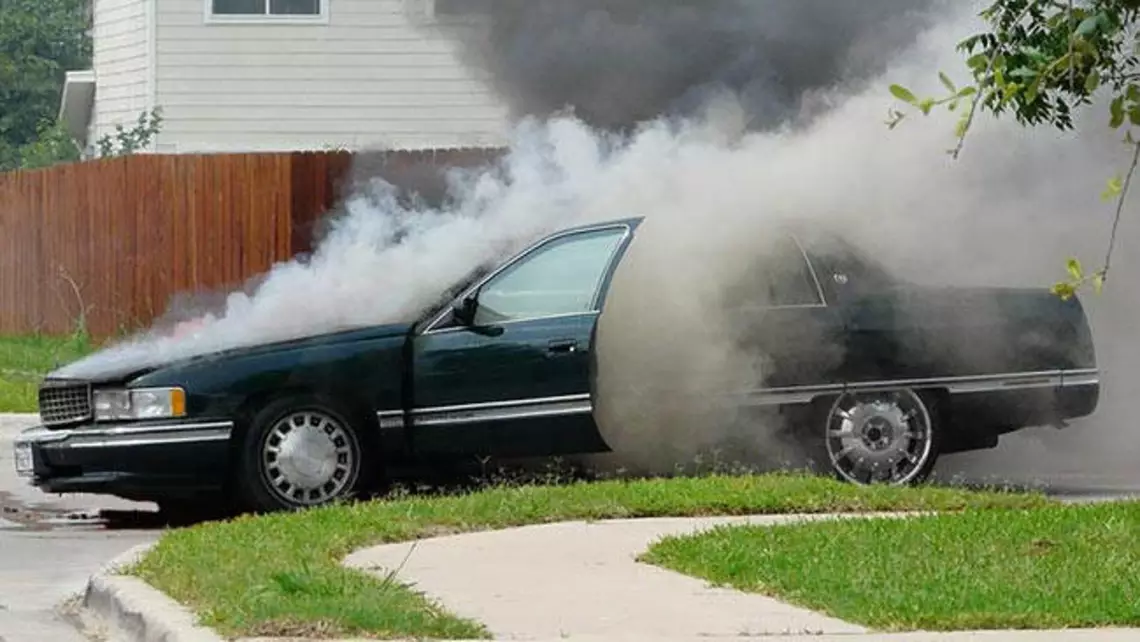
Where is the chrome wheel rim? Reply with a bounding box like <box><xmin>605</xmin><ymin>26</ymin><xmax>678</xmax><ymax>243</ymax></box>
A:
<box><xmin>825</xmin><ymin>390</ymin><xmax>934</xmax><ymax>485</ymax></box>
<box><xmin>260</xmin><ymin>410</ymin><xmax>358</xmax><ymax>506</ymax></box>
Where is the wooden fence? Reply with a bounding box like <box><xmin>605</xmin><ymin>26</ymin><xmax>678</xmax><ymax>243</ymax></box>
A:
<box><xmin>0</xmin><ymin>148</ymin><xmax>501</xmax><ymax>338</ymax></box>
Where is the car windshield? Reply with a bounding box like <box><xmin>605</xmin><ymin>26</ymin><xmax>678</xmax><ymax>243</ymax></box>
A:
<box><xmin>436</xmin><ymin>262</ymin><xmax>494</xmax><ymax>307</ymax></box>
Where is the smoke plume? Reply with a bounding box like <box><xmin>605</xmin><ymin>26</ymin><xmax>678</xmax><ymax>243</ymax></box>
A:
<box><xmin>57</xmin><ymin>1</ymin><xmax>1140</xmax><ymax>487</ymax></box>
<box><xmin>437</xmin><ymin>0</ymin><xmax>952</xmax><ymax>132</ymax></box>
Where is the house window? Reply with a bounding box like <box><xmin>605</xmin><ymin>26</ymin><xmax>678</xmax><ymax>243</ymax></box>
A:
<box><xmin>209</xmin><ymin>0</ymin><xmax>326</xmax><ymax>20</ymax></box>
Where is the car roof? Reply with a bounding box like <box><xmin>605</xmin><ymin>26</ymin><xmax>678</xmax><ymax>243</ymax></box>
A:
<box><xmin>554</xmin><ymin>216</ymin><xmax>645</xmax><ymax>236</ymax></box>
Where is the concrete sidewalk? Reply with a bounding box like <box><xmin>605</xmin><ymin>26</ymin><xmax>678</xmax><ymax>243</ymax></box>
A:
<box><xmin>345</xmin><ymin>514</ymin><xmax>855</xmax><ymax>639</ymax></box>
<box><xmin>345</xmin><ymin>514</ymin><xmax>870</xmax><ymax>639</ymax></box>
<box><xmin>343</xmin><ymin>513</ymin><xmax>1140</xmax><ymax>642</ymax></box>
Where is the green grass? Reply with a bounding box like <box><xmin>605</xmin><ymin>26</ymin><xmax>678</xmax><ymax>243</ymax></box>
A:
<box><xmin>0</xmin><ymin>334</ymin><xmax>92</xmax><ymax>412</ymax></box>
<box><xmin>642</xmin><ymin>500</ymin><xmax>1140</xmax><ymax>631</ymax></box>
<box><xmin>130</xmin><ymin>473</ymin><xmax>1052</xmax><ymax>639</ymax></box>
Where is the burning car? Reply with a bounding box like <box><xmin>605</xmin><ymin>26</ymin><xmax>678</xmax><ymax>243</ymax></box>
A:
<box><xmin>12</xmin><ymin>217</ymin><xmax>1100</xmax><ymax>512</ymax></box>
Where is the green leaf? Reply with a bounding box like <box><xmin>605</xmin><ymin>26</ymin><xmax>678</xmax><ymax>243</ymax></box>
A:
<box><xmin>1085</xmin><ymin>71</ymin><xmax>1101</xmax><ymax>94</ymax></box>
<box><xmin>1026</xmin><ymin>77</ymin><xmax>1042</xmax><ymax>104</ymax></box>
<box><xmin>1051</xmin><ymin>282</ymin><xmax>1076</xmax><ymax>301</ymax></box>
<box><xmin>890</xmin><ymin>84</ymin><xmax>919</xmax><ymax>105</ymax></box>
<box><xmin>1103</xmin><ymin>175</ymin><xmax>1124</xmax><ymax>201</ymax></box>
<box><xmin>1130</xmin><ymin>107</ymin><xmax>1140</xmax><ymax>127</ymax></box>
<box><xmin>918</xmin><ymin>98</ymin><xmax>936</xmax><ymax>115</ymax></box>
<box><xmin>967</xmin><ymin>53</ymin><xmax>989</xmax><ymax>71</ymax></box>
<box><xmin>939</xmin><ymin>71</ymin><xmax>957</xmax><ymax>93</ymax></box>
<box><xmin>1067</xmin><ymin>258</ymin><xmax>1084</xmax><ymax>281</ymax></box>
<box><xmin>1076</xmin><ymin>15</ymin><xmax>1101</xmax><ymax>37</ymax></box>
<box><xmin>1111</xmin><ymin>96</ymin><xmax>1126</xmax><ymax>128</ymax></box>
<box><xmin>1093</xmin><ymin>273</ymin><xmax>1106</xmax><ymax>295</ymax></box>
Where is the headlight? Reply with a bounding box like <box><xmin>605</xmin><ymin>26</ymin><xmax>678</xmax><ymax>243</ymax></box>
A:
<box><xmin>94</xmin><ymin>387</ymin><xmax>186</xmax><ymax>421</ymax></box>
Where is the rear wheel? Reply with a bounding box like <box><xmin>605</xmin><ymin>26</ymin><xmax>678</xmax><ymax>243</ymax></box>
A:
<box><xmin>820</xmin><ymin>388</ymin><xmax>941</xmax><ymax>486</ymax></box>
<box><xmin>236</xmin><ymin>395</ymin><xmax>369</xmax><ymax>513</ymax></box>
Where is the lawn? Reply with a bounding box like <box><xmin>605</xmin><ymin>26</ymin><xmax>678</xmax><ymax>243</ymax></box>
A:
<box><xmin>642</xmin><ymin>500</ymin><xmax>1140</xmax><ymax>631</ymax></box>
<box><xmin>0</xmin><ymin>334</ymin><xmax>92</xmax><ymax>412</ymax></box>
<box><xmin>129</xmin><ymin>473</ymin><xmax>1051</xmax><ymax>639</ymax></box>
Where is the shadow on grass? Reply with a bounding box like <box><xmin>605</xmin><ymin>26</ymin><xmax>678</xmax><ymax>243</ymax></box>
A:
<box><xmin>97</xmin><ymin>453</ymin><xmax>1063</xmax><ymax>533</ymax></box>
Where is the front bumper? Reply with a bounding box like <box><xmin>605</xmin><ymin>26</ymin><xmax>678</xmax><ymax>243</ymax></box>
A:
<box><xmin>13</xmin><ymin>419</ymin><xmax>234</xmax><ymax>500</ymax></box>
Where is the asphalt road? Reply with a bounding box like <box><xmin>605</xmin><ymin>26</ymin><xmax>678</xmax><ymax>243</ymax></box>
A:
<box><xmin>0</xmin><ymin>416</ymin><xmax>158</xmax><ymax>642</ymax></box>
<box><xmin>0</xmin><ymin>414</ymin><xmax>1136</xmax><ymax>642</ymax></box>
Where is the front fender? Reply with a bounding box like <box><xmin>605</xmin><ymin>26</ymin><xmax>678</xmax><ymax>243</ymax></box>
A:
<box><xmin>129</xmin><ymin>334</ymin><xmax>408</xmax><ymax>421</ymax></box>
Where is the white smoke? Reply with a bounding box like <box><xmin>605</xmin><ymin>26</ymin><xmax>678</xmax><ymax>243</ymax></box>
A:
<box><xmin>55</xmin><ymin>3</ymin><xmax>1140</xmax><ymax>485</ymax></box>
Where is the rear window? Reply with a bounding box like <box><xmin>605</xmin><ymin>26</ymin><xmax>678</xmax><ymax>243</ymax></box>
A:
<box><xmin>727</xmin><ymin>235</ymin><xmax>823</xmax><ymax>307</ymax></box>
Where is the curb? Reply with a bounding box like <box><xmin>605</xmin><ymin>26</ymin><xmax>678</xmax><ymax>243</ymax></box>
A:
<box><xmin>81</xmin><ymin>542</ymin><xmax>226</xmax><ymax>642</ymax></box>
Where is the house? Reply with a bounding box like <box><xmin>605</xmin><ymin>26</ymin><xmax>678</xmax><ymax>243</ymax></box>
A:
<box><xmin>59</xmin><ymin>0</ymin><xmax>512</xmax><ymax>155</ymax></box>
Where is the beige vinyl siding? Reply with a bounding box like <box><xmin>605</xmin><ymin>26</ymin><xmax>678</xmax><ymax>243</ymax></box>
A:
<box><xmin>91</xmin><ymin>0</ymin><xmax>151</xmax><ymax>148</ymax></box>
<box><xmin>152</xmin><ymin>0</ymin><xmax>510</xmax><ymax>152</ymax></box>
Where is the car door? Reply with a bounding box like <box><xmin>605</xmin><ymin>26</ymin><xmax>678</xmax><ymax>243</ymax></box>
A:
<box><xmin>409</xmin><ymin>220</ymin><xmax>640</xmax><ymax>458</ymax></box>
<box><xmin>728</xmin><ymin>234</ymin><xmax>847</xmax><ymax>406</ymax></box>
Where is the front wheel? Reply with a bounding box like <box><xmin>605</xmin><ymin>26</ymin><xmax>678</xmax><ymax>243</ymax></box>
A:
<box><xmin>820</xmin><ymin>388</ymin><xmax>942</xmax><ymax>486</ymax></box>
<box><xmin>235</xmin><ymin>395</ymin><xmax>369</xmax><ymax>513</ymax></box>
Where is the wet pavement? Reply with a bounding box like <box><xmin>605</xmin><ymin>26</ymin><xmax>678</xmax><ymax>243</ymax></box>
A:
<box><xmin>0</xmin><ymin>416</ymin><xmax>160</xmax><ymax>642</ymax></box>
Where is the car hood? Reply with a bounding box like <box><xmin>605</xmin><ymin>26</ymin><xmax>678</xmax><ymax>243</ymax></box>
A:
<box><xmin>45</xmin><ymin>323</ymin><xmax>415</xmax><ymax>384</ymax></box>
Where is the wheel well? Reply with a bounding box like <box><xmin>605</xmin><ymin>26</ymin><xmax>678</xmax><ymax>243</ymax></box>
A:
<box><xmin>916</xmin><ymin>387</ymin><xmax>952</xmax><ymax>424</ymax></box>
<box><xmin>802</xmin><ymin>387</ymin><xmax>952</xmax><ymax>429</ymax></box>
<box><xmin>808</xmin><ymin>387</ymin><xmax>951</xmax><ymax>407</ymax></box>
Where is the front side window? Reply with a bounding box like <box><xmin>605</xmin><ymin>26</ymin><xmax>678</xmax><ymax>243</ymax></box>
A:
<box><xmin>211</xmin><ymin>0</ymin><xmax>321</xmax><ymax>17</ymax></box>
<box><xmin>474</xmin><ymin>227</ymin><xmax>627</xmax><ymax>325</ymax></box>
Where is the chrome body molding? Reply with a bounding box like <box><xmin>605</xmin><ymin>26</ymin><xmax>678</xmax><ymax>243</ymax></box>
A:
<box><xmin>16</xmin><ymin>420</ymin><xmax>234</xmax><ymax>450</ymax></box>
<box><xmin>740</xmin><ymin>368</ymin><xmax>1100</xmax><ymax>407</ymax></box>
<box><xmin>377</xmin><ymin>410</ymin><xmax>404</xmax><ymax>430</ymax></box>
<box><xmin>377</xmin><ymin>394</ymin><xmax>593</xmax><ymax>428</ymax></box>
<box><xmin>372</xmin><ymin>368</ymin><xmax>1101</xmax><ymax>430</ymax></box>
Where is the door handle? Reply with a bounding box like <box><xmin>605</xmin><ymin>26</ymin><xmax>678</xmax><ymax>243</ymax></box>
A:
<box><xmin>547</xmin><ymin>339</ymin><xmax>579</xmax><ymax>355</ymax></box>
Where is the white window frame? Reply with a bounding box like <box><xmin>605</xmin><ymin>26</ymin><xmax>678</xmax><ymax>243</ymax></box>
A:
<box><xmin>205</xmin><ymin>0</ymin><xmax>330</xmax><ymax>25</ymax></box>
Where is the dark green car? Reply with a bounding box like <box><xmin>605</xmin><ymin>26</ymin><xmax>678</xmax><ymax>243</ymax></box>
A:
<box><xmin>12</xmin><ymin>217</ymin><xmax>1100</xmax><ymax>513</ymax></box>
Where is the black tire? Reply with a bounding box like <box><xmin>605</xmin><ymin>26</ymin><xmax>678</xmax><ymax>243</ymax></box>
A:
<box><xmin>803</xmin><ymin>388</ymin><xmax>943</xmax><ymax>486</ymax></box>
<box><xmin>235</xmin><ymin>394</ymin><xmax>371</xmax><ymax>513</ymax></box>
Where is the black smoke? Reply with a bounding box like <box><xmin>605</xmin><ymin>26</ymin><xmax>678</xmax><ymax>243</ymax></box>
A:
<box><xmin>440</xmin><ymin>0</ymin><xmax>955</xmax><ymax>131</ymax></box>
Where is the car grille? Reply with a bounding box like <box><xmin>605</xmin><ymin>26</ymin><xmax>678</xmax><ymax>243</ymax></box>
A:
<box><xmin>38</xmin><ymin>382</ymin><xmax>93</xmax><ymax>426</ymax></box>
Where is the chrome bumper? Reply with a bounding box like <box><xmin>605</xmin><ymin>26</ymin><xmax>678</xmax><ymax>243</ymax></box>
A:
<box><xmin>13</xmin><ymin>420</ymin><xmax>233</xmax><ymax>477</ymax></box>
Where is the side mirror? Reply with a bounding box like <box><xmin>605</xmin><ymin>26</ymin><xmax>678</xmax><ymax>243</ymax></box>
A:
<box><xmin>451</xmin><ymin>295</ymin><xmax>478</xmax><ymax>326</ymax></box>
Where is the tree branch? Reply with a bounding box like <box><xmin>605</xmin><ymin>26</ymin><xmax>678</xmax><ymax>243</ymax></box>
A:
<box><xmin>951</xmin><ymin>0</ymin><xmax>1037</xmax><ymax>159</ymax></box>
<box><xmin>1101</xmin><ymin>138</ymin><xmax>1140</xmax><ymax>282</ymax></box>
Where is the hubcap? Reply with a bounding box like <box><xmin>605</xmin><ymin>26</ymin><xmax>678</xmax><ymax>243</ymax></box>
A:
<box><xmin>260</xmin><ymin>411</ymin><xmax>358</xmax><ymax>506</ymax></box>
<box><xmin>825</xmin><ymin>390</ymin><xmax>934</xmax><ymax>485</ymax></box>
